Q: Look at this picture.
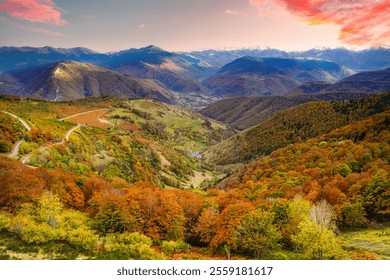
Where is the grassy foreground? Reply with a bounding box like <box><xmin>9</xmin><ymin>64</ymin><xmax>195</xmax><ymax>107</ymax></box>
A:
<box><xmin>341</xmin><ymin>226</ymin><xmax>390</xmax><ymax>260</ymax></box>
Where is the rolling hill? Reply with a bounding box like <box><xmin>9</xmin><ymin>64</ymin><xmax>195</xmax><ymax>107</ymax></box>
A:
<box><xmin>201</xmin><ymin>68</ymin><xmax>390</xmax><ymax>130</ymax></box>
<box><xmin>287</xmin><ymin>81</ymin><xmax>332</xmax><ymax>95</ymax></box>
<box><xmin>0</xmin><ymin>46</ymin><xmax>100</xmax><ymax>73</ymax></box>
<box><xmin>320</xmin><ymin>68</ymin><xmax>390</xmax><ymax>94</ymax></box>
<box><xmin>200</xmin><ymin>90</ymin><xmax>381</xmax><ymax>130</ymax></box>
<box><xmin>287</xmin><ymin>68</ymin><xmax>390</xmax><ymax>96</ymax></box>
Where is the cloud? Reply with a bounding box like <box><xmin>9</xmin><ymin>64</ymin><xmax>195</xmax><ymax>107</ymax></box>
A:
<box><xmin>225</xmin><ymin>9</ymin><xmax>248</xmax><ymax>16</ymax></box>
<box><xmin>0</xmin><ymin>16</ymin><xmax>69</xmax><ymax>37</ymax></box>
<box><xmin>0</xmin><ymin>0</ymin><xmax>67</xmax><ymax>26</ymax></box>
<box><xmin>249</xmin><ymin>0</ymin><xmax>390</xmax><ymax>46</ymax></box>
<box><xmin>138</xmin><ymin>23</ymin><xmax>145</xmax><ymax>29</ymax></box>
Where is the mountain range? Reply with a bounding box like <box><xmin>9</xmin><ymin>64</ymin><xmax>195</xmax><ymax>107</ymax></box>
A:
<box><xmin>1</xmin><ymin>45</ymin><xmax>390</xmax><ymax>107</ymax></box>
<box><xmin>191</xmin><ymin>47</ymin><xmax>390</xmax><ymax>71</ymax></box>
<box><xmin>203</xmin><ymin>56</ymin><xmax>353</xmax><ymax>97</ymax></box>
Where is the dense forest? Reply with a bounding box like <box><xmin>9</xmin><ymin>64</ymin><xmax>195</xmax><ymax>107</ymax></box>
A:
<box><xmin>0</xmin><ymin>93</ymin><xmax>389</xmax><ymax>260</ymax></box>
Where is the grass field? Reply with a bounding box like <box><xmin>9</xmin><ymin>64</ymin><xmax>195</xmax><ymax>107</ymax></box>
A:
<box><xmin>341</xmin><ymin>226</ymin><xmax>390</xmax><ymax>260</ymax></box>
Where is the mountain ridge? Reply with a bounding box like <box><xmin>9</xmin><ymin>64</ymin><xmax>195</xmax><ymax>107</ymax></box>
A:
<box><xmin>16</xmin><ymin>60</ymin><xmax>173</xmax><ymax>102</ymax></box>
<box><xmin>201</xmin><ymin>68</ymin><xmax>390</xmax><ymax>129</ymax></box>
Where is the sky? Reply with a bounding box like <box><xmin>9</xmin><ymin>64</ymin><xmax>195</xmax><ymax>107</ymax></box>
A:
<box><xmin>0</xmin><ymin>0</ymin><xmax>389</xmax><ymax>52</ymax></box>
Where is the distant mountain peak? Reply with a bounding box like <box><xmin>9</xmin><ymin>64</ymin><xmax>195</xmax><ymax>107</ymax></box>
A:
<box><xmin>16</xmin><ymin>60</ymin><xmax>173</xmax><ymax>102</ymax></box>
<box><xmin>143</xmin><ymin>45</ymin><xmax>166</xmax><ymax>52</ymax></box>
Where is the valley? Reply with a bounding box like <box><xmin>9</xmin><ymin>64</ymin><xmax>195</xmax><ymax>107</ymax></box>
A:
<box><xmin>0</xmin><ymin>92</ymin><xmax>388</xmax><ymax>260</ymax></box>
<box><xmin>0</xmin><ymin>46</ymin><xmax>389</xmax><ymax>261</ymax></box>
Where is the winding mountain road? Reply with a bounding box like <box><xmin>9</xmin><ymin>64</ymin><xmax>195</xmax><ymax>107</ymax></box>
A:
<box><xmin>59</xmin><ymin>109</ymin><xmax>109</xmax><ymax>121</ymax></box>
<box><xmin>0</xmin><ymin>110</ymin><xmax>31</xmax><ymax>131</ymax></box>
<box><xmin>8</xmin><ymin>140</ymin><xmax>24</xmax><ymax>158</ymax></box>
<box><xmin>0</xmin><ymin>110</ymin><xmax>31</xmax><ymax>158</ymax></box>
<box><xmin>2</xmin><ymin>107</ymin><xmax>91</xmax><ymax>164</ymax></box>
<box><xmin>65</xmin><ymin>124</ymin><xmax>81</xmax><ymax>141</ymax></box>
<box><xmin>21</xmin><ymin>124</ymin><xmax>81</xmax><ymax>165</ymax></box>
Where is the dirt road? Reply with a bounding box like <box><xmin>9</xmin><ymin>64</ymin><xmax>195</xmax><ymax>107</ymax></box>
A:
<box><xmin>0</xmin><ymin>110</ymin><xmax>31</xmax><ymax>131</ymax></box>
<box><xmin>21</xmin><ymin>124</ymin><xmax>81</xmax><ymax>165</ymax></box>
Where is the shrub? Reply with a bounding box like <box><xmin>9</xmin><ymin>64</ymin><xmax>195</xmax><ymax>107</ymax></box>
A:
<box><xmin>332</xmin><ymin>163</ymin><xmax>352</xmax><ymax>177</ymax></box>
<box><xmin>161</xmin><ymin>240</ymin><xmax>191</xmax><ymax>256</ymax></box>
<box><xmin>66</xmin><ymin>227</ymin><xmax>98</xmax><ymax>252</ymax></box>
<box><xmin>102</xmin><ymin>232</ymin><xmax>156</xmax><ymax>260</ymax></box>
<box><xmin>0</xmin><ymin>212</ymin><xmax>11</xmax><ymax>230</ymax></box>
<box><xmin>9</xmin><ymin>215</ymin><xmax>57</xmax><ymax>244</ymax></box>
<box><xmin>0</xmin><ymin>141</ymin><xmax>11</xmax><ymax>153</ymax></box>
<box><xmin>341</xmin><ymin>203</ymin><xmax>368</xmax><ymax>228</ymax></box>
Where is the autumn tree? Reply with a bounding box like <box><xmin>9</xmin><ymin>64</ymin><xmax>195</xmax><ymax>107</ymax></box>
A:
<box><xmin>281</xmin><ymin>195</ymin><xmax>311</xmax><ymax>248</ymax></box>
<box><xmin>100</xmin><ymin>232</ymin><xmax>156</xmax><ymax>260</ymax></box>
<box><xmin>129</xmin><ymin>182</ymin><xmax>185</xmax><ymax>241</ymax></box>
<box><xmin>194</xmin><ymin>203</ymin><xmax>219</xmax><ymax>244</ymax></box>
<box><xmin>0</xmin><ymin>159</ymin><xmax>45</xmax><ymax>211</ymax></box>
<box><xmin>360</xmin><ymin>170</ymin><xmax>390</xmax><ymax>221</ymax></box>
<box><xmin>90</xmin><ymin>187</ymin><xmax>141</xmax><ymax>236</ymax></box>
<box><xmin>341</xmin><ymin>202</ymin><xmax>368</xmax><ymax>228</ymax></box>
<box><xmin>293</xmin><ymin>200</ymin><xmax>345</xmax><ymax>259</ymax></box>
<box><xmin>45</xmin><ymin>170</ymin><xmax>85</xmax><ymax>210</ymax></box>
<box><xmin>232</xmin><ymin>209</ymin><xmax>281</xmax><ymax>258</ymax></box>
<box><xmin>210</xmin><ymin>202</ymin><xmax>255</xmax><ymax>255</ymax></box>
<box><xmin>172</xmin><ymin>189</ymin><xmax>203</xmax><ymax>244</ymax></box>
<box><xmin>35</xmin><ymin>192</ymin><xmax>63</xmax><ymax>227</ymax></box>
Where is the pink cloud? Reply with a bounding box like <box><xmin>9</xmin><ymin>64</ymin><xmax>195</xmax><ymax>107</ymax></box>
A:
<box><xmin>0</xmin><ymin>0</ymin><xmax>67</xmax><ymax>26</ymax></box>
<box><xmin>249</xmin><ymin>0</ymin><xmax>390</xmax><ymax>47</ymax></box>
<box><xmin>225</xmin><ymin>9</ymin><xmax>248</xmax><ymax>16</ymax></box>
<box><xmin>0</xmin><ymin>16</ymin><xmax>69</xmax><ymax>37</ymax></box>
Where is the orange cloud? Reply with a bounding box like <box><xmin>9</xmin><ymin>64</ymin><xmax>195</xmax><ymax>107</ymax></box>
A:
<box><xmin>250</xmin><ymin>0</ymin><xmax>390</xmax><ymax>46</ymax></box>
<box><xmin>0</xmin><ymin>0</ymin><xmax>67</xmax><ymax>26</ymax></box>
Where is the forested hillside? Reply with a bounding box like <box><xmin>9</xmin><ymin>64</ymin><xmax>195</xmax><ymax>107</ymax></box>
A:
<box><xmin>204</xmin><ymin>92</ymin><xmax>390</xmax><ymax>165</ymax></box>
<box><xmin>200</xmin><ymin>69</ymin><xmax>390</xmax><ymax>130</ymax></box>
<box><xmin>0</xmin><ymin>94</ymin><xmax>388</xmax><ymax>260</ymax></box>
<box><xmin>200</xmin><ymin>91</ymin><xmax>381</xmax><ymax>130</ymax></box>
